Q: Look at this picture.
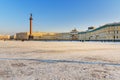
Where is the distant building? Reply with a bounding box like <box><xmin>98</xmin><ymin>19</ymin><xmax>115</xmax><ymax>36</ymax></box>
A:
<box><xmin>10</xmin><ymin>35</ymin><xmax>16</xmax><ymax>40</ymax></box>
<box><xmin>70</xmin><ymin>28</ymin><xmax>79</xmax><ymax>40</ymax></box>
<box><xmin>16</xmin><ymin>32</ymin><xmax>29</xmax><ymax>40</ymax></box>
<box><xmin>56</xmin><ymin>32</ymin><xmax>71</xmax><ymax>40</ymax></box>
<box><xmin>0</xmin><ymin>35</ymin><xmax>10</xmax><ymax>40</ymax></box>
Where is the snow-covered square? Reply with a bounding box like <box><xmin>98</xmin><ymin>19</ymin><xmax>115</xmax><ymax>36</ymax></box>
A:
<box><xmin>0</xmin><ymin>41</ymin><xmax>120</xmax><ymax>80</ymax></box>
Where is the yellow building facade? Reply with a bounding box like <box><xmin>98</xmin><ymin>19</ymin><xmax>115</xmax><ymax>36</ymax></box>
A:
<box><xmin>16</xmin><ymin>32</ymin><xmax>71</xmax><ymax>40</ymax></box>
<box><xmin>0</xmin><ymin>35</ymin><xmax>10</xmax><ymax>40</ymax></box>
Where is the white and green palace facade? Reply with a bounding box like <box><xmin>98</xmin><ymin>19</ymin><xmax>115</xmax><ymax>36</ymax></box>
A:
<box><xmin>78</xmin><ymin>23</ymin><xmax>120</xmax><ymax>41</ymax></box>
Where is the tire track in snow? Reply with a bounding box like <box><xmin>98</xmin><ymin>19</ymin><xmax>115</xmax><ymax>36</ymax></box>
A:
<box><xmin>0</xmin><ymin>58</ymin><xmax>120</xmax><ymax>66</ymax></box>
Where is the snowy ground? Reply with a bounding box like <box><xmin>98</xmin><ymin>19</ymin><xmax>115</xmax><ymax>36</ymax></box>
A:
<box><xmin>0</xmin><ymin>41</ymin><xmax>120</xmax><ymax>80</ymax></box>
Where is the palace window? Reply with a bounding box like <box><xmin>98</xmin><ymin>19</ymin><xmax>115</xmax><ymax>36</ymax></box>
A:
<box><xmin>113</xmin><ymin>36</ymin><xmax>115</xmax><ymax>39</ymax></box>
<box><xmin>117</xmin><ymin>31</ymin><xmax>119</xmax><ymax>34</ymax></box>
<box><xmin>116</xmin><ymin>36</ymin><xmax>118</xmax><ymax>39</ymax></box>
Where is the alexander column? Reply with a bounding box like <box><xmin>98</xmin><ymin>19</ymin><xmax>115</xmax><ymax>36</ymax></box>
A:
<box><xmin>29</xmin><ymin>13</ymin><xmax>33</xmax><ymax>40</ymax></box>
